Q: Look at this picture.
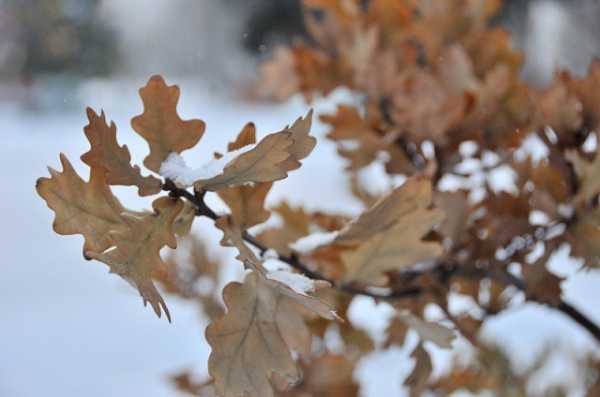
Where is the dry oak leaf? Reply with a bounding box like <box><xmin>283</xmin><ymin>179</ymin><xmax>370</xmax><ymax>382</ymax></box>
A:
<box><xmin>405</xmin><ymin>343</ymin><xmax>433</xmax><ymax>397</ymax></box>
<box><xmin>206</xmin><ymin>271</ymin><xmax>336</xmax><ymax>397</ymax></box>
<box><xmin>81</xmin><ymin>108</ymin><xmax>162</xmax><ymax>196</ymax></box>
<box><xmin>194</xmin><ymin>111</ymin><xmax>315</xmax><ymax>191</ymax></box>
<box><xmin>218</xmin><ymin>123</ymin><xmax>274</xmax><ymax>229</ymax></box>
<box><xmin>36</xmin><ymin>153</ymin><xmax>127</xmax><ymax>255</ymax></box>
<box><xmin>568</xmin><ymin>208</ymin><xmax>600</xmax><ymax>268</ymax></box>
<box><xmin>335</xmin><ymin>176</ymin><xmax>436</xmax><ymax>244</ymax></box>
<box><xmin>215</xmin><ymin>215</ymin><xmax>263</xmax><ymax>271</ymax></box>
<box><xmin>257</xmin><ymin>203</ymin><xmax>312</xmax><ymax>256</ymax></box>
<box><xmin>397</xmin><ymin>311</ymin><xmax>455</xmax><ymax>349</ymax></box>
<box><xmin>566</xmin><ymin>149</ymin><xmax>600</xmax><ymax>207</ymax></box>
<box><xmin>87</xmin><ymin>197</ymin><xmax>184</xmax><ymax>321</ymax></box>
<box><xmin>341</xmin><ymin>208</ymin><xmax>444</xmax><ymax>284</ymax></box>
<box><xmin>131</xmin><ymin>75</ymin><xmax>206</xmax><ymax>172</ymax></box>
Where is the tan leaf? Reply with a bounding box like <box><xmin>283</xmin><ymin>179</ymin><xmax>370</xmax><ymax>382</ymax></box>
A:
<box><xmin>522</xmin><ymin>259</ymin><xmax>563</xmax><ymax>305</ymax></box>
<box><xmin>81</xmin><ymin>108</ymin><xmax>162</xmax><ymax>196</ymax></box>
<box><xmin>36</xmin><ymin>154</ymin><xmax>126</xmax><ymax>255</ymax></box>
<box><xmin>257</xmin><ymin>203</ymin><xmax>312</xmax><ymax>256</ymax></box>
<box><xmin>215</xmin><ymin>215</ymin><xmax>263</xmax><ymax>271</ymax></box>
<box><xmin>206</xmin><ymin>272</ymin><xmax>335</xmax><ymax>397</ymax></box>
<box><xmin>131</xmin><ymin>75</ymin><xmax>206</xmax><ymax>172</ymax></box>
<box><xmin>228</xmin><ymin>122</ymin><xmax>256</xmax><ymax>151</ymax></box>
<box><xmin>335</xmin><ymin>177</ymin><xmax>434</xmax><ymax>244</ymax></box>
<box><xmin>87</xmin><ymin>197</ymin><xmax>184</xmax><ymax>321</ymax></box>
<box><xmin>568</xmin><ymin>209</ymin><xmax>600</xmax><ymax>268</ymax></box>
<box><xmin>218</xmin><ymin>182</ymin><xmax>273</xmax><ymax>229</ymax></box>
<box><xmin>194</xmin><ymin>111</ymin><xmax>314</xmax><ymax>191</ymax></box>
<box><xmin>404</xmin><ymin>343</ymin><xmax>432</xmax><ymax>397</ymax></box>
<box><xmin>341</xmin><ymin>208</ymin><xmax>444</xmax><ymax>284</ymax></box>
<box><xmin>173</xmin><ymin>200</ymin><xmax>197</xmax><ymax>237</ymax></box>
<box><xmin>566</xmin><ymin>149</ymin><xmax>600</xmax><ymax>207</ymax></box>
<box><xmin>398</xmin><ymin>311</ymin><xmax>455</xmax><ymax>349</ymax></box>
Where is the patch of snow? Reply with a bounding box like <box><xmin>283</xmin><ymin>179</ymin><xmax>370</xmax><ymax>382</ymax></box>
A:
<box><xmin>289</xmin><ymin>231</ymin><xmax>338</xmax><ymax>253</ymax></box>
<box><xmin>266</xmin><ymin>269</ymin><xmax>317</xmax><ymax>295</ymax></box>
<box><xmin>159</xmin><ymin>146</ymin><xmax>253</xmax><ymax>188</ymax></box>
<box><xmin>514</xmin><ymin>133</ymin><xmax>550</xmax><ymax>164</ymax></box>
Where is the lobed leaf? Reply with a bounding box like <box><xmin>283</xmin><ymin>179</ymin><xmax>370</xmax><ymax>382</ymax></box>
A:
<box><xmin>81</xmin><ymin>108</ymin><xmax>162</xmax><ymax>196</ymax></box>
<box><xmin>131</xmin><ymin>75</ymin><xmax>206</xmax><ymax>172</ymax></box>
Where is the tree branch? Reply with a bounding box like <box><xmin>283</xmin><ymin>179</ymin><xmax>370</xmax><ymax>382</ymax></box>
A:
<box><xmin>162</xmin><ymin>180</ymin><xmax>600</xmax><ymax>344</ymax></box>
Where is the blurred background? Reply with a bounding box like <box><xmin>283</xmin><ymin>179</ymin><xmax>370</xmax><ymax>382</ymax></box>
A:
<box><xmin>1</xmin><ymin>1</ymin><xmax>600</xmax><ymax>396</ymax></box>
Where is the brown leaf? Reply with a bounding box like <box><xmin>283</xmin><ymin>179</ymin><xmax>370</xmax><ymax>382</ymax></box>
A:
<box><xmin>405</xmin><ymin>343</ymin><xmax>432</xmax><ymax>397</ymax></box>
<box><xmin>218</xmin><ymin>182</ymin><xmax>273</xmax><ymax>229</ymax></box>
<box><xmin>335</xmin><ymin>176</ymin><xmax>437</xmax><ymax>244</ymax></box>
<box><xmin>131</xmin><ymin>75</ymin><xmax>205</xmax><ymax>172</ymax></box>
<box><xmin>87</xmin><ymin>197</ymin><xmax>183</xmax><ymax>321</ymax></box>
<box><xmin>341</xmin><ymin>208</ymin><xmax>444</xmax><ymax>284</ymax></box>
<box><xmin>206</xmin><ymin>272</ymin><xmax>335</xmax><ymax>397</ymax></box>
<box><xmin>81</xmin><ymin>108</ymin><xmax>162</xmax><ymax>196</ymax></box>
<box><xmin>215</xmin><ymin>215</ymin><xmax>262</xmax><ymax>271</ymax></box>
<box><xmin>228</xmin><ymin>122</ymin><xmax>256</xmax><ymax>151</ymax></box>
<box><xmin>172</xmin><ymin>200</ymin><xmax>196</xmax><ymax>237</ymax></box>
<box><xmin>567</xmin><ymin>149</ymin><xmax>600</xmax><ymax>207</ymax></box>
<box><xmin>397</xmin><ymin>311</ymin><xmax>455</xmax><ymax>349</ymax></box>
<box><xmin>568</xmin><ymin>209</ymin><xmax>600</xmax><ymax>268</ymax></box>
<box><xmin>257</xmin><ymin>203</ymin><xmax>312</xmax><ymax>256</ymax></box>
<box><xmin>36</xmin><ymin>154</ymin><xmax>126</xmax><ymax>255</ymax></box>
<box><xmin>194</xmin><ymin>111</ymin><xmax>314</xmax><ymax>191</ymax></box>
<box><xmin>278</xmin><ymin>354</ymin><xmax>359</xmax><ymax>397</ymax></box>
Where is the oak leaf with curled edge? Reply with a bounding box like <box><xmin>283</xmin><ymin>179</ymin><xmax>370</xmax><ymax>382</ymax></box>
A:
<box><xmin>206</xmin><ymin>271</ymin><xmax>337</xmax><ymax>397</ymax></box>
<box><xmin>87</xmin><ymin>197</ymin><xmax>184</xmax><ymax>321</ymax></box>
<box><xmin>81</xmin><ymin>108</ymin><xmax>162</xmax><ymax>196</ymax></box>
<box><xmin>36</xmin><ymin>154</ymin><xmax>127</xmax><ymax>255</ymax></box>
<box><xmin>131</xmin><ymin>75</ymin><xmax>206</xmax><ymax>172</ymax></box>
<box><xmin>194</xmin><ymin>111</ymin><xmax>315</xmax><ymax>191</ymax></box>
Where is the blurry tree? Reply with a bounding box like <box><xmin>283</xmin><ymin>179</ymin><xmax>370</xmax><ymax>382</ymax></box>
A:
<box><xmin>1</xmin><ymin>0</ymin><xmax>117</xmax><ymax>79</ymax></box>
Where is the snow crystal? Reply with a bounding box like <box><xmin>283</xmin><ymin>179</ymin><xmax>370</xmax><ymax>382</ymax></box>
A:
<box><xmin>159</xmin><ymin>145</ymin><xmax>254</xmax><ymax>188</ymax></box>
<box><xmin>289</xmin><ymin>230</ymin><xmax>338</xmax><ymax>253</ymax></box>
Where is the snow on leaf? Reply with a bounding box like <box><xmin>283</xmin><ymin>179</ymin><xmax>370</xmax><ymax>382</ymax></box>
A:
<box><xmin>36</xmin><ymin>154</ymin><xmax>127</xmax><ymax>255</ymax></box>
<box><xmin>341</xmin><ymin>208</ymin><xmax>444</xmax><ymax>284</ymax></box>
<box><xmin>86</xmin><ymin>197</ymin><xmax>184</xmax><ymax>321</ymax></box>
<box><xmin>289</xmin><ymin>230</ymin><xmax>339</xmax><ymax>254</ymax></box>
<box><xmin>335</xmin><ymin>176</ymin><xmax>436</xmax><ymax>244</ymax></box>
<box><xmin>131</xmin><ymin>75</ymin><xmax>206</xmax><ymax>172</ymax></box>
<box><xmin>80</xmin><ymin>108</ymin><xmax>162</xmax><ymax>196</ymax></box>
<box><xmin>206</xmin><ymin>271</ymin><xmax>336</xmax><ymax>397</ymax></box>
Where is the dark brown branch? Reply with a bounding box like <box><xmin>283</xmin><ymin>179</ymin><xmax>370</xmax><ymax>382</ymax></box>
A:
<box><xmin>162</xmin><ymin>180</ymin><xmax>600</xmax><ymax>344</ymax></box>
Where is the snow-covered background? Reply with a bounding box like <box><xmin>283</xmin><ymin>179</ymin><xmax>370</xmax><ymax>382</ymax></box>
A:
<box><xmin>1</xmin><ymin>1</ymin><xmax>600</xmax><ymax>396</ymax></box>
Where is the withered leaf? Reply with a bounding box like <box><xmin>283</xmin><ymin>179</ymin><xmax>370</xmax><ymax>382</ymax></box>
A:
<box><xmin>568</xmin><ymin>209</ymin><xmax>600</xmax><ymax>268</ymax></box>
<box><xmin>228</xmin><ymin>122</ymin><xmax>256</xmax><ymax>151</ymax></box>
<box><xmin>566</xmin><ymin>149</ymin><xmax>600</xmax><ymax>207</ymax></box>
<box><xmin>397</xmin><ymin>311</ymin><xmax>455</xmax><ymax>349</ymax></box>
<box><xmin>131</xmin><ymin>75</ymin><xmax>206</xmax><ymax>172</ymax></box>
<box><xmin>81</xmin><ymin>108</ymin><xmax>162</xmax><ymax>196</ymax></box>
<box><xmin>335</xmin><ymin>177</ymin><xmax>435</xmax><ymax>244</ymax></box>
<box><xmin>194</xmin><ymin>111</ymin><xmax>314</xmax><ymax>191</ymax></box>
<box><xmin>218</xmin><ymin>124</ymin><xmax>274</xmax><ymax>229</ymax></box>
<box><xmin>87</xmin><ymin>197</ymin><xmax>183</xmax><ymax>321</ymax></box>
<box><xmin>341</xmin><ymin>208</ymin><xmax>444</xmax><ymax>284</ymax></box>
<box><xmin>404</xmin><ymin>343</ymin><xmax>432</xmax><ymax>397</ymax></box>
<box><xmin>218</xmin><ymin>182</ymin><xmax>273</xmax><ymax>229</ymax></box>
<box><xmin>206</xmin><ymin>272</ymin><xmax>335</xmax><ymax>397</ymax></box>
<box><xmin>36</xmin><ymin>154</ymin><xmax>126</xmax><ymax>255</ymax></box>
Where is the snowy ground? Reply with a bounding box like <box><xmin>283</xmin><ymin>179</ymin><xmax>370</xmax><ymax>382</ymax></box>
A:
<box><xmin>1</xmin><ymin>77</ymin><xmax>599</xmax><ymax>397</ymax></box>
